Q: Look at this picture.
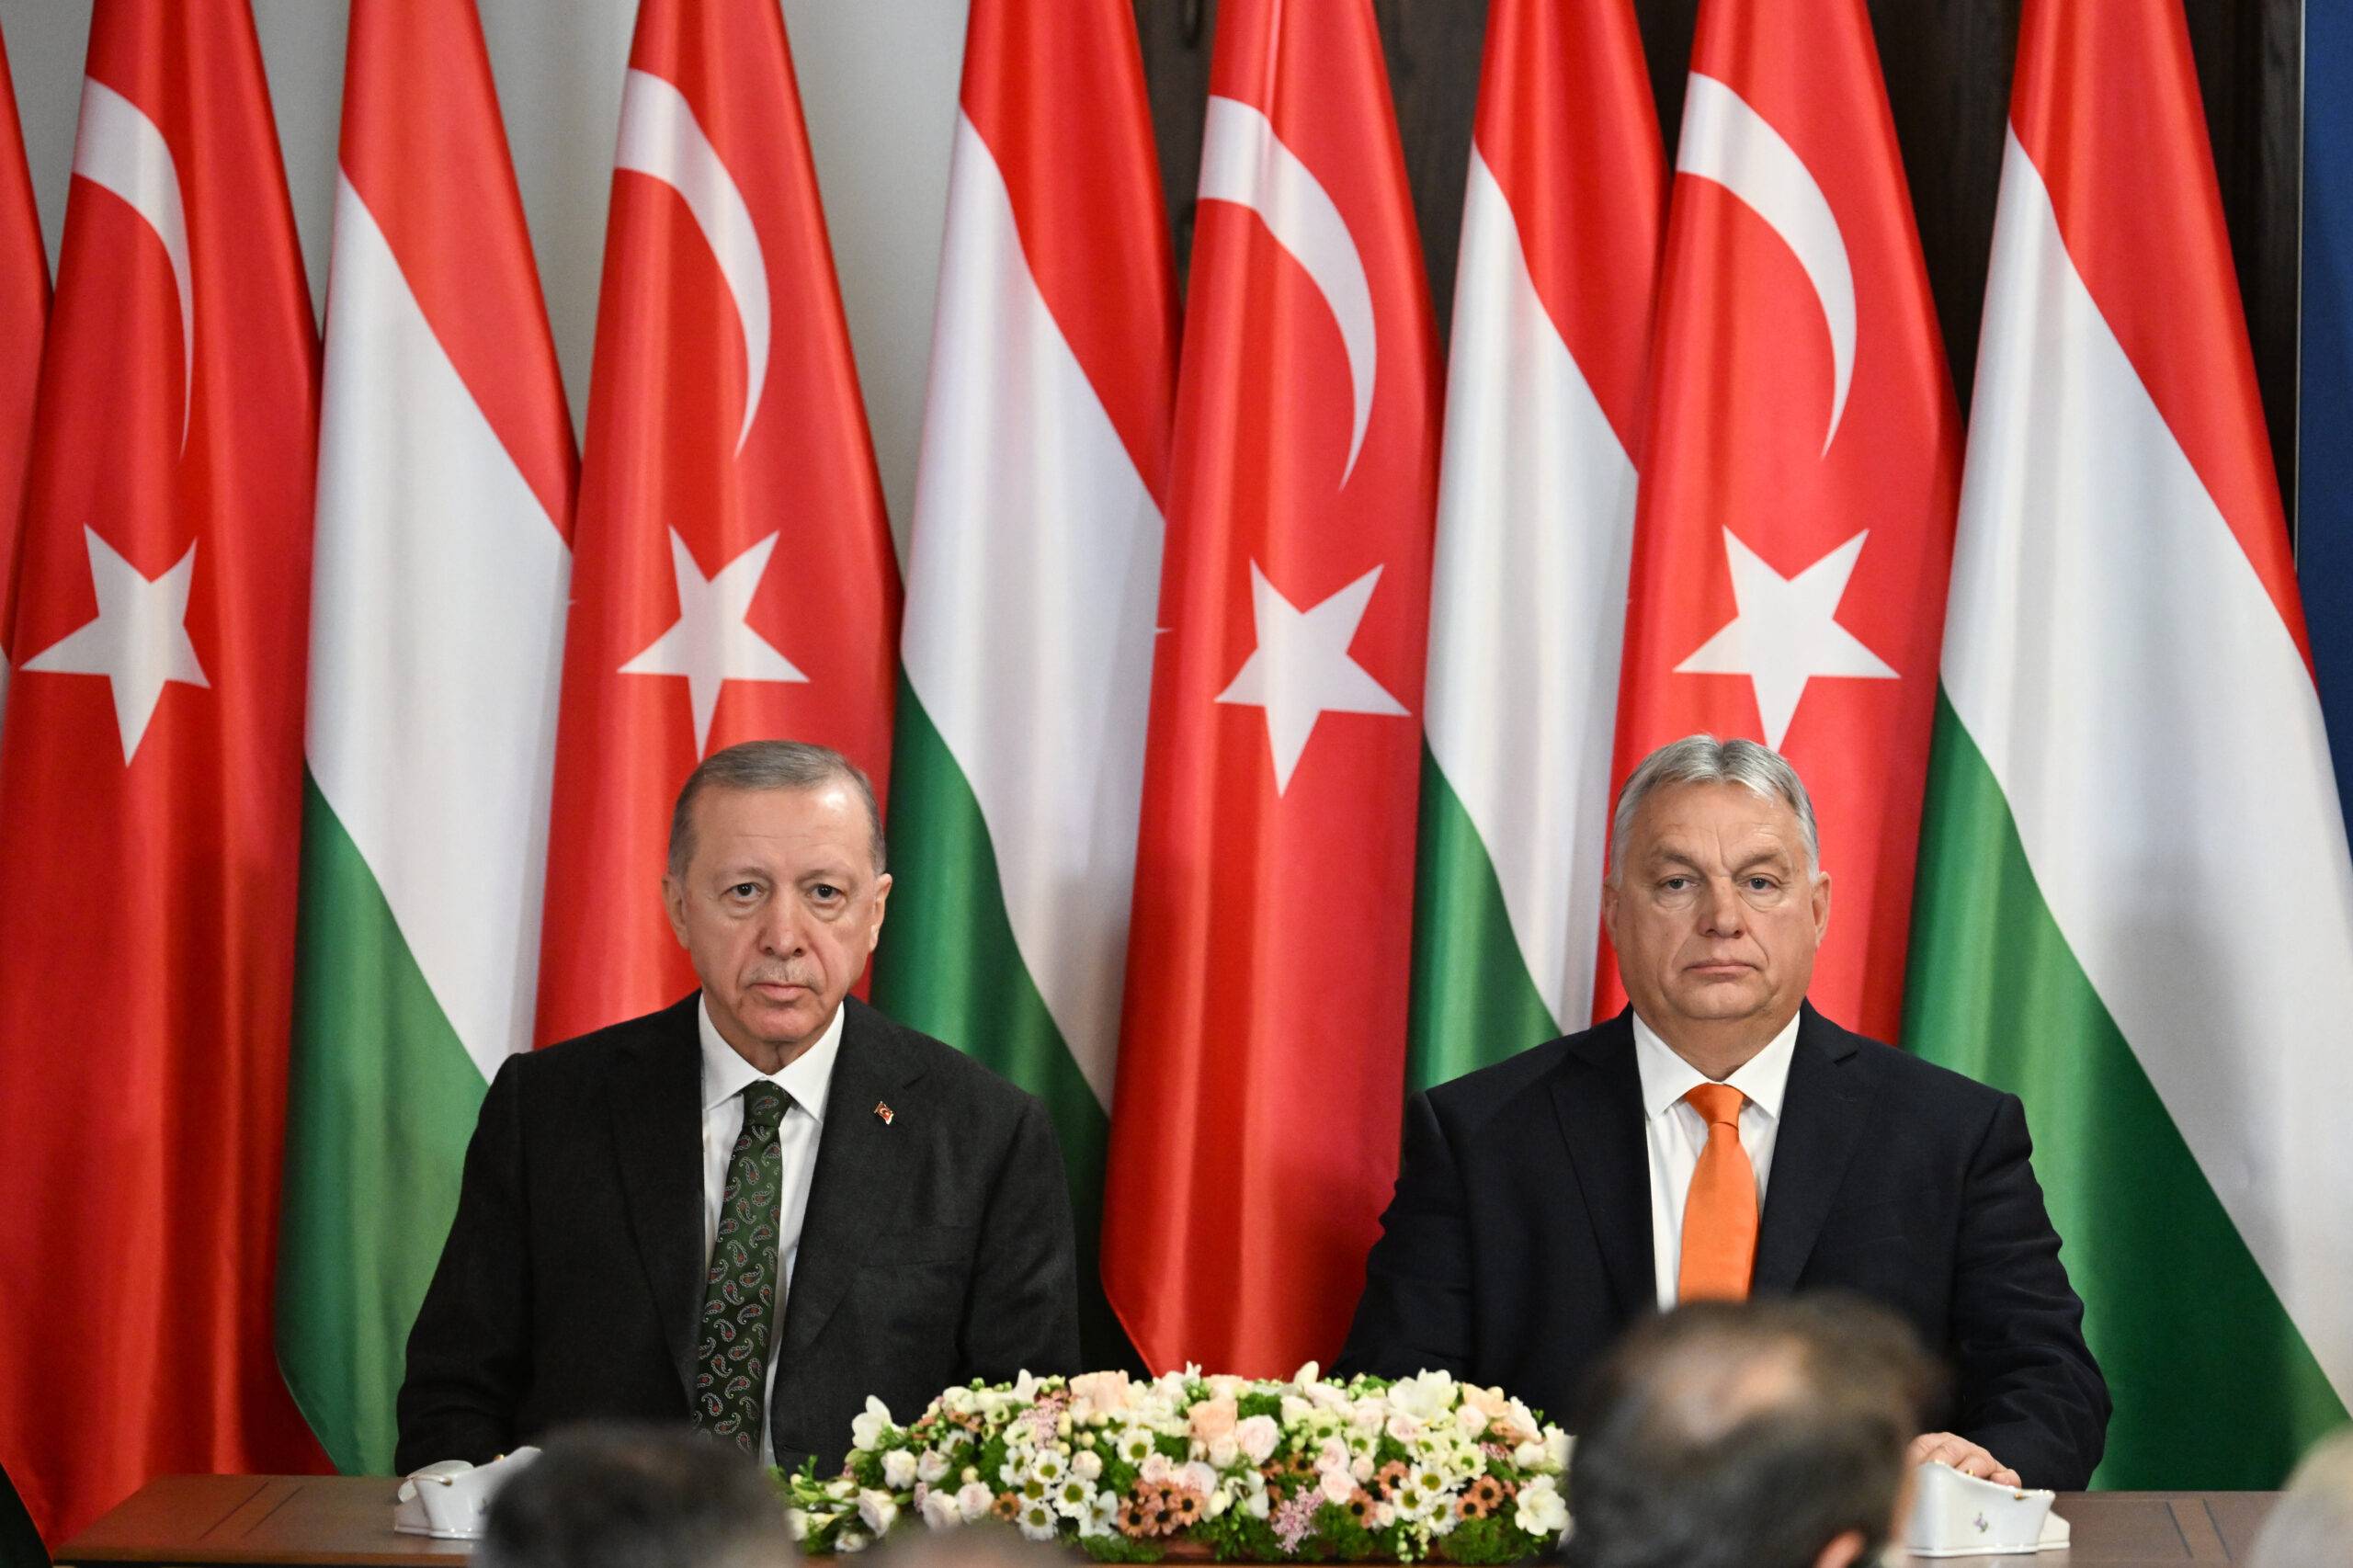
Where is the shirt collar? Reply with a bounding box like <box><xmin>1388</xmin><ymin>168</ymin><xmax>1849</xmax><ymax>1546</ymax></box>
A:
<box><xmin>698</xmin><ymin>994</ymin><xmax>845</xmax><ymax>1124</ymax></box>
<box><xmin>1630</xmin><ymin>1008</ymin><xmax>1801</xmax><ymax>1122</ymax></box>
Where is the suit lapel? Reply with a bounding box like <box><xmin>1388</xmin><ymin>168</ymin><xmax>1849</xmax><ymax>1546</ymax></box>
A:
<box><xmin>607</xmin><ymin>994</ymin><xmax>708</xmax><ymax>1405</ymax></box>
<box><xmin>776</xmin><ymin>999</ymin><xmax>925</xmax><ymax>1362</ymax></box>
<box><xmin>1753</xmin><ymin>1005</ymin><xmax>1872</xmax><ymax>1292</ymax></box>
<box><xmin>1550</xmin><ymin>1012</ymin><xmax>1655</xmax><ymax>1318</ymax></box>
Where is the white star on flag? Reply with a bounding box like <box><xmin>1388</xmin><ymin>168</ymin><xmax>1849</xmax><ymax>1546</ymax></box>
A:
<box><xmin>620</xmin><ymin>528</ymin><xmax>806</xmax><ymax>755</ymax></box>
<box><xmin>1674</xmin><ymin>527</ymin><xmax>1897</xmax><ymax>749</ymax></box>
<box><xmin>1216</xmin><ymin>561</ymin><xmax>1408</xmax><ymax>793</ymax></box>
<box><xmin>19</xmin><ymin>527</ymin><xmax>209</xmax><ymax>764</ymax></box>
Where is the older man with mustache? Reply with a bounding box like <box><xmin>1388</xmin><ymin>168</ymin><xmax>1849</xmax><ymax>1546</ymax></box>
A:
<box><xmin>398</xmin><ymin>741</ymin><xmax>1080</xmax><ymax>1475</ymax></box>
<box><xmin>1336</xmin><ymin>734</ymin><xmax>2109</xmax><ymax>1491</ymax></box>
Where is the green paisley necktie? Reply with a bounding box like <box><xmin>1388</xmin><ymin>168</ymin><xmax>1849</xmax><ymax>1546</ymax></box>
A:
<box><xmin>693</xmin><ymin>1081</ymin><xmax>788</xmax><ymax>1456</ymax></box>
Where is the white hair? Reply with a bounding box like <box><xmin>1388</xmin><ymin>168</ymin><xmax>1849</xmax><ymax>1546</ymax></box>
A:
<box><xmin>1607</xmin><ymin>734</ymin><xmax>1821</xmax><ymax>884</ymax></box>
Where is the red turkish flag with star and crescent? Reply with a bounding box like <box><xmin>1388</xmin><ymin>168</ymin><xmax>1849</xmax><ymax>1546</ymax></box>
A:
<box><xmin>0</xmin><ymin>0</ymin><xmax>327</xmax><ymax>1543</ymax></box>
<box><xmin>1601</xmin><ymin>0</ymin><xmax>1961</xmax><ymax>1040</ymax></box>
<box><xmin>0</xmin><ymin>14</ymin><xmax>49</xmax><ymax>733</ymax></box>
<box><xmin>1106</xmin><ymin>0</ymin><xmax>1439</xmax><ymax>1375</ymax></box>
<box><xmin>535</xmin><ymin>0</ymin><xmax>899</xmax><ymax>1046</ymax></box>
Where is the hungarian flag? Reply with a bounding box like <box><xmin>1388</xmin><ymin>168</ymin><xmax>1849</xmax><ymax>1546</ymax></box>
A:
<box><xmin>279</xmin><ymin>0</ymin><xmax>574</xmax><ymax>1476</ymax></box>
<box><xmin>1106</xmin><ymin>0</ymin><xmax>1439</xmax><ymax>1375</ymax></box>
<box><xmin>1906</xmin><ymin>0</ymin><xmax>2353</xmax><ymax>1485</ymax></box>
<box><xmin>1411</xmin><ymin>0</ymin><xmax>1662</xmax><ymax>1090</ymax></box>
<box><xmin>0</xmin><ymin>0</ymin><xmax>325</xmax><ymax>1541</ymax></box>
<box><xmin>872</xmin><ymin>0</ymin><xmax>1172</xmax><ymax>1369</ymax></box>
<box><xmin>1601</xmin><ymin>0</ymin><xmax>1959</xmax><ymax>1042</ymax></box>
<box><xmin>0</xmin><ymin>16</ymin><xmax>48</xmax><ymax>735</ymax></box>
<box><xmin>536</xmin><ymin>0</ymin><xmax>898</xmax><ymax>1045</ymax></box>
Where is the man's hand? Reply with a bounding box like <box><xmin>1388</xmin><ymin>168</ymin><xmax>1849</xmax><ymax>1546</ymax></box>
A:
<box><xmin>1908</xmin><ymin>1432</ymin><xmax>2022</xmax><ymax>1488</ymax></box>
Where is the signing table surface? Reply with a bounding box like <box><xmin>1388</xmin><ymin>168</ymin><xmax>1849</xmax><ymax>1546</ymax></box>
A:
<box><xmin>52</xmin><ymin>1476</ymin><xmax>2281</xmax><ymax>1567</ymax></box>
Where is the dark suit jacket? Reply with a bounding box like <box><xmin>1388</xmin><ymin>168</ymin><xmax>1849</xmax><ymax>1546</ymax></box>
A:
<box><xmin>1334</xmin><ymin>1006</ymin><xmax>2109</xmax><ymax>1489</ymax></box>
<box><xmin>395</xmin><ymin>994</ymin><xmax>1082</xmax><ymax>1475</ymax></box>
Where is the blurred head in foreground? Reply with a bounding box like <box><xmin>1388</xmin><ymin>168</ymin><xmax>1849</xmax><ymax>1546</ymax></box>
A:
<box><xmin>1563</xmin><ymin>1294</ymin><xmax>1938</xmax><ymax>1568</ymax></box>
<box><xmin>478</xmin><ymin>1425</ymin><xmax>790</xmax><ymax>1568</ymax></box>
<box><xmin>2248</xmin><ymin>1426</ymin><xmax>2353</xmax><ymax>1568</ymax></box>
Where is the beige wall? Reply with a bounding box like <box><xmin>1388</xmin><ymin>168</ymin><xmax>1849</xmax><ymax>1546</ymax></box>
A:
<box><xmin>0</xmin><ymin>0</ymin><xmax>970</xmax><ymax>551</ymax></box>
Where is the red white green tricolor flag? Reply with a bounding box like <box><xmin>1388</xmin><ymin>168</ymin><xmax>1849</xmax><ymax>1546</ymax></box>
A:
<box><xmin>278</xmin><ymin>0</ymin><xmax>575</xmax><ymax>1476</ymax></box>
<box><xmin>1410</xmin><ymin>0</ymin><xmax>1661</xmax><ymax>1088</ymax></box>
<box><xmin>871</xmin><ymin>0</ymin><xmax>1172</xmax><ymax>1367</ymax></box>
<box><xmin>1904</xmin><ymin>0</ymin><xmax>2353</xmax><ymax>1486</ymax></box>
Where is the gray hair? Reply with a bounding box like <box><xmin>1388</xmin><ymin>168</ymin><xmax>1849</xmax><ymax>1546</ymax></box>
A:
<box><xmin>1607</xmin><ymin>735</ymin><xmax>1820</xmax><ymax>884</ymax></box>
<box><xmin>2249</xmin><ymin>1427</ymin><xmax>2353</xmax><ymax>1568</ymax></box>
<box><xmin>666</xmin><ymin>741</ymin><xmax>885</xmax><ymax>879</ymax></box>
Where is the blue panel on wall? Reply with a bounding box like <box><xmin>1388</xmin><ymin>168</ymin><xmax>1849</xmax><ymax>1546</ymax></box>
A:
<box><xmin>2302</xmin><ymin>4</ymin><xmax>2353</xmax><ymax>839</ymax></box>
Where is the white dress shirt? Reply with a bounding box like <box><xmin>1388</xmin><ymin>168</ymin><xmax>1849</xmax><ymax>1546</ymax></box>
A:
<box><xmin>698</xmin><ymin>995</ymin><xmax>843</xmax><ymax>1465</ymax></box>
<box><xmin>1631</xmin><ymin>1009</ymin><xmax>1800</xmax><ymax>1310</ymax></box>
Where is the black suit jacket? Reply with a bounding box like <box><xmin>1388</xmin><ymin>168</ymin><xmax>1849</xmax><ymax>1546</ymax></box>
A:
<box><xmin>396</xmin><ymin>994</ymin><xmax>1082</xmax><ymax>1475</ymax></box>
<box><xmin>1334</xmin><ymin>1006</ymin><xmax>2109</xmax><ymax>1489</ymax></box>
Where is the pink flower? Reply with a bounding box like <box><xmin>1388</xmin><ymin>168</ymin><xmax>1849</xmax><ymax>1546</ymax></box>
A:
<box><xmin>1188</xmin><ymin>1396</ymin><xmax>1240</xmax><ymax>1448</ymax></box>
<box><xmin>1272</xmin><ymin>1494</ymin><xmax>1319</xmax><ymax>1554</ymax></box>
<box><xmin>1069</xmin><ymin>1370</ymin><xmax>1138</xmax><ymax>1419</ymax></box>
<box><xmin>1235</xmin><ymin>1415</ymin><xmax>1279</xmax><ymax>1465</ymax></box>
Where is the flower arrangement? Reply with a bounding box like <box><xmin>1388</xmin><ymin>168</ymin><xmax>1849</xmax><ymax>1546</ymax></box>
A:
<box><xmin>782</xmin><ymin>1365</ymin><xmax>1572</xmax><ymax>1562</ymax></box>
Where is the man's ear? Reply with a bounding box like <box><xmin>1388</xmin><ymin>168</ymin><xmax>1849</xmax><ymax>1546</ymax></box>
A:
<box><xmin>1810</xmin><ymin>869</ymin><xmax>1832</xmax><ymax>944</ymax></box>
<box><xmin>868</xmin><ymin>872</ymin><xmax>893</xmax><ymax>952</ymax></box>
<box><xmin>1812</xmin><ymin>1528</ymin><xmax>1868</xmax><ymax>1568</ymax></box>
<box><xmin>663</xmin><ymin>874</ymin><xmax>690</xmax><ymax>948</ymax></box>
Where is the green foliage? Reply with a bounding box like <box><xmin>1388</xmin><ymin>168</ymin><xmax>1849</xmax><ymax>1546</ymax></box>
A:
<box><xmin>1237</xmin><ymin>1392</ymin><xmax>1284</xmax><ymax>1422</ymax></box>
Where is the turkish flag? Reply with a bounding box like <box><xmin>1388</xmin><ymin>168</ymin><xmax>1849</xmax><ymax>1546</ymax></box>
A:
<box><xmin>0</xmin><ymin>0</ymin><xmax>326</xmax><ymax>1543</ymax></box>
<box><xmin>1601</xmin><ymin>0</ymin><xmax>1961</xmax><ymax>1040</ymax></box>
<box><xmin>0</xmin><ymin>16</ymin><xmax>47</xmax><ymax>728</ymax></box>
<box><xmin>535</xmin><ymin>0</ymin><xmax>899</xmax><ymax>1046</ymax></box>
<box><xmin>1106</xmin><ymin>0</ymin><xmax>1439</xmax><ymax>1374</ymax></box>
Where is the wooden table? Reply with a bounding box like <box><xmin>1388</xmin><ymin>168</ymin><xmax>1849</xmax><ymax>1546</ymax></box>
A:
<box><xmin>51</xmin><ymin>1476</ymin><xmax>2281</xmax><ymax>1566</ymax></box>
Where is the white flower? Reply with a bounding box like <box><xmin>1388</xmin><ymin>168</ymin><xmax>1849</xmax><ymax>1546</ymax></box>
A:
<box><xmin>1074</xmin><ymin>1449</ymin><xmax>1103</xmax><ymax>1482</ymax></box>
<box><xmin>1085</xmin><ymin>1490</ymin><xmax>1122</xmax><ymax>1538</ymax></box>
<box><xmin>955</xmin><ymin>1482</ymin><xmax>995</xmax><ymax>1523</ymax></box>
<box><xmin>1140</xmin><ymin>1451</ymin><xmax>1175</xmax><ymax>1484</ymax></box>
<box><xmin>916</xmin><ymin>1449</ymin><xmax>950</xmax><ymax>1485</ymax></box>
<box><xmin>1114</xmin><ymin>1426</ymin><xmax>1155</xmax><ymax>1465</ymax></box>
<box><xmin>1515</xmin><ymin>1474</ymin><xmax>1570</xmax><ymax>1539</ymax></box>
<box><xmin>1547</xmin><ymin>1427</ymin><xmax>1574</xmax><ymax>1472</ymax></box>
<box><xmin>1319</xmin><ymin>1468</ymin><xmax>1356</xmax><ymax>1505</ymax></box>
<box><xmin>1280</xmin><ymin>1394</ymin><xmax>1315</xmax><ymax>1426</ymax></box>
<box><xmin>1386</xmin><ymin>1369</ymin><xmax>1458</xmax><ymax>1424</ymax></box>
<box><xmin>1235</xmin><ymin>1415</ymin><xmax>1279</xmax><ymax>1465</ymax></box>
<box><xmin>1453</xmin><ymin>1402</ymin><xmax>1490</xmax><ymax>1437</ymax></box>
<box><xmin>1386</xmin><ymin>1413</ymin><xmax>1425</xmax><ymax>1445</ymax></box>
<box><xmin>857</xmin><ymin>1489</ymin><xmax>899</xmax><ymax>1537</ymax></box>
<box><xmin>835</xmin><ymin>1529</ymin><xmax>870</xmax><ymax>1555</ymax></box>
<box><xmin>1012</xmin><ymin>1369</ymin><xmax>1041</xmax><ymax>1402</ymax></box>
<box><xmin>850</xmin><ymin>1396</ymin><xmax>895</xmax><ymax>1453</ymax></box>
<box><xmin>1051</xmin><ymin>1476</ymin><xmax>1094</xmax><ymax>1520</ymax></box>
<box><xmin>882</xmin><ymin>1449</ymin><xmax>919</xmax><ymax>1489</ymax></box>
<box><xmin>945</xmin><ymin>1387</ymin><xmax>980</xmax><ymax>1416</ymax></box>
<box><xmin>1245</xmin><ymin>1488</ymin><xmax>1271</xmax><ymax>1520</ymax></box>
<box><xmin>1207</xmin><ymin>1435</ymin><xmax>1239</xmax><ymax>1469</ymax></box>
<box><xmin>918</xmin><ymin>1489</ymin><xmax>962</xmax><ymax>1530</ymax></box>
<box><xmin>1017</xmin><ymin>1498</ymin><xmax>1060</xmax><ymax>1541</ymax></box>
<box><xmin>825</xmin><ymin>1479</ymin><xmax>856</xmax><ymax>1502</ymax></box>
<box><xmin>1350</xmin><ymin>1455</ymin><xmax>1374</xmax><ymax>1484</ymax></box>
<box><xmin>785</xmin><ymin>1509</ymin><xmax>812</xmax><ymax>1541</ymax></box>
<box><xmin>1182</xmin><ymin>1460</ymin><xmax>1220</xmax><ymax>1496</ymax></box>
<box><xmin>1031</xmin><ymin>1449</ymin><xmax>1068</xmax><ymax>1484</ymax></box>
<box><xmin>1511</xmin><ymin>1439</ymin><xmax>1548</xmax><ymax>1471</ymax></box>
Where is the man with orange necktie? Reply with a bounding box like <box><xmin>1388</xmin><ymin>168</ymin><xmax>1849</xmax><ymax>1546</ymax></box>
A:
<box><xmin>1336</xmin><ymin>735</ymin><xmax>2108</xmax><ymax>1490</ymax></box>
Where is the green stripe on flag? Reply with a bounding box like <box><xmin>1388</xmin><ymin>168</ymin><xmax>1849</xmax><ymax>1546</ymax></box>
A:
<box><xmin>1904</xmin><ymin>693</ymin><xmax>2347</xmax><ymax>1487</ymax></box>
<box><xmin>872</xmin><ymin>677</ymin><xmax>1135</xmax><ymax>1372</ymax></box>
<box><xmin>279</xmin><ymin>772</ymin><xmax>490</xmax><ymax>1475</ymax></box>
<box><xmin>1408</xmin><ymin>748</ymin><xmax>1563</xmax><ymax>1092</ymax></box>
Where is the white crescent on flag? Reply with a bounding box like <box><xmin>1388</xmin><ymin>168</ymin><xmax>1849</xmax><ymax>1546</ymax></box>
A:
<box><xmin>1198</xmin><ymin>93</ymin><xmax>1377</xmax><ymax>485</ymax></box>
<box><xmin>614</xmin><ymin>67</ymin><xmax>771</xmax><ymax>454</ymax></box>
<box><xmin>73</xmin><ymin>78</ymin><xmax>192</xmax><ymax>452</ymax></box>
<box><xmin>1677</xmin><ymin>71</ymin><xmax>1856</xmax><ymax>456</ymax></box>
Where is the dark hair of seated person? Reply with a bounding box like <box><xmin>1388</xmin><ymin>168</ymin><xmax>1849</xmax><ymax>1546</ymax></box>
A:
<box><xmin>1562</xmin><ymin>1293</ymin><xmax>1942</xmax><ymax>1568</ymax></box>
<box><xmin>476</xmin><ymin>1424</ymin><xmax>790</xmax><ymax>1568</ymax></box>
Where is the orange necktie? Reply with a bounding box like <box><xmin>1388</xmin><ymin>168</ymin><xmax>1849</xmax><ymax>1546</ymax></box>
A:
<box><xmin>1677</xmin><ymin>1083</ymin><xmax>1756</xmax><ymax>1301</ymax></box>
